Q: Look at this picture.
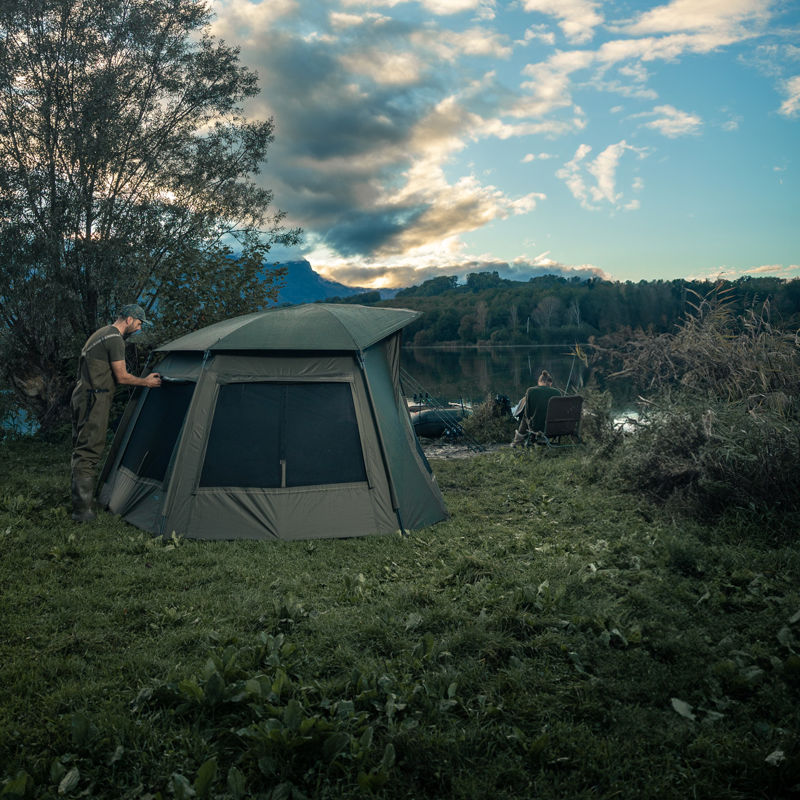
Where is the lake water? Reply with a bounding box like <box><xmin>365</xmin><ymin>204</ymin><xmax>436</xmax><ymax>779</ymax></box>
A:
<box><xmin>2</xmin><ymin>345</ymin><xmax>632</xmax><ymax>436</ymax></box>
<box><xmin>399</xmin><ymin>345</ymin><xmax>592</xmax><ymax>406</ymax></box>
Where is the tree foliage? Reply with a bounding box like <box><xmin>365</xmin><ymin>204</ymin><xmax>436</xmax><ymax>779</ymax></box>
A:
<box><xmin>0</xmin><ymin>0</ymin><xmax>299</xmax><ymax>429</ymax></box>
<box><xmin>384</xmin><ymin>273</ymin><xmax>800</xmax><ymax>348</ymax></box>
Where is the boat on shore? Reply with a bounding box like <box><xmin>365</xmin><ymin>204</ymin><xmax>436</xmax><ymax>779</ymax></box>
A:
<box><xmin>407</xmin><ymin>402</ymin><xmax>469</xmax><ymax>438</ymax></box>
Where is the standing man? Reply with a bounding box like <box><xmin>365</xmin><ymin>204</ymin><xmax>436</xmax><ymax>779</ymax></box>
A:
<box><xmin>511</xmin><ymin>369</ymin><xmax>561</xmax><ymax>447</ymax></box>
<box><xmin>70</xmin><ymin>304</ymin><xmax>162</xmax><ymax>522</ymax></box>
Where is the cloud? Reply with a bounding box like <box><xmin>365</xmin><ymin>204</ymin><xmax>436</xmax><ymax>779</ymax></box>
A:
<box><xmin>740</xmin><ymin>41</ymin><xmax>800</xmax><ymax>118</ymax></box>
<box><xmin>211</xmin><ymin>5</ymin><xmax>553</xmax><ymax>266</ymax></box>
<box><xmin>310</xmin><ymin>255</ymin><xmax>608</xmax><ymax>289</ymax></box>
<box><xmin>619</xmin><ymin>0</ymin><xmax>772</xmax><ymax>36</ymax></box>
<box><xmin>686</xmin><ymin>263</ymin><xmax>800</xmax><ymax>281</ymax></box>
<box><xmin>517</xmin><ymin>23</ymin><xmax>763</xmax><ymax>120</ymax></box>
<box><xmin>209</xmin><ymin>0</ymin><xmax>790</xmax><ymax>288</ymax></box>
<box><xmin>230</xmin><ymin>17</ymin><xmax>565</xmax><ymax>264</ymax></box>
<box><xmin>210</xmin><ymin>0</ymin><xmax>298</xmax><ymax>41</ymax></box>
<box><xmin>518</xmin><ymin>49</ymin><xmax>595</xmax><ymax>116</ymax></box>
<box><xmin>632</xmin><ymin>104</ymin><xmax>703</xmax><ymax>136</ymax></box>
<box><xmin>520</xmin><ymin>0</ymin><xmax>603</xmax><ymax>44</ymax></box>
<box><xmin>557</xmin><ymin>141</ymin><xmax>647</xmax><ymax>210</ymax></box>
<box><xmin>779</xmin><ymin>75</ymin><xmax>800</xmax><ymax>117</ymax></box>
<box><xmin>414</xmin><ymin>26</ymin><xmax>513</xmax><ymax>61</ymax></box>
<box><xmin>521</xmin><ymin>24</ymin><xmax>556</xmax><ymax>46</ymax></box>
<box><xmin>418</xmin><ymin>0</ymin><xmax>489</xmax><ymax>14</ymax></box>
<box><xmin>359</xmin><ymin>155</ymin><xmax>547</xmax><ymax>257</ymax></box>
<box><xmin>340</xmin><ymin>47</ymin><xmax>426</xmax><ymax>85</ymax></box>
<box><xmin>343</xmin><ymin>0</ymin><xmax>494</xmax><ymax>15</ymax></box>
<box><xmin>744</xmin><ymin>264</ymin><xmax>793</xmax><ymax>275</ymax></box>
<box><xmin>330</xmin><ymin>11</ymin><xmax>373</xmax><ymax>29</ymax></box>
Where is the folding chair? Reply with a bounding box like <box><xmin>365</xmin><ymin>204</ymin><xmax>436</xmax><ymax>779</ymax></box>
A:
<box><xmin>531</xmin><ymin>395</ymin><xmax>583</xmax><ymax>450</ymax></box>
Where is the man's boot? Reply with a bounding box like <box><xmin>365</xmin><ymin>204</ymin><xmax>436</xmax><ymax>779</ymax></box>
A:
<box><xmin>71</xmin><ymin>475</ymin><xmax>97</xmax><ymax>522</ymax></box>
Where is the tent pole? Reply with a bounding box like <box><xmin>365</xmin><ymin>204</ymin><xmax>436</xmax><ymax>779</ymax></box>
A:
<box><xmin>358</xmin><ymin>351</ymin><xmax>407</xmax><ymax>536</ymax></box>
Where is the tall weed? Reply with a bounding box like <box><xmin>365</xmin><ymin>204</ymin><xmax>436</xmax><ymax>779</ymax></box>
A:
<box><xmin>602</xmin><ymin>286</ymin><xmax>800</xmax><ymax>518</ymax></box>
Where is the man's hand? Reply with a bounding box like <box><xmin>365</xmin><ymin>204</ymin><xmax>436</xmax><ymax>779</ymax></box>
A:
<box><xmin>111</xmin><ymin>362</ymin><xmax>163</xmax><ymax>388</ymax></box>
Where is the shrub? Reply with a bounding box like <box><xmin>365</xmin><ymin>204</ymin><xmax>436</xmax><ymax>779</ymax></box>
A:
<box><xmin>610</xmin><ymin>398</ymin><xmax>800</xmax><ymax>517</ymax></box>
<box><xmin>608</xmin><ymin>285</ymin><xmax>800</xmax><ymax>412</ymax></box>
<box><xmin>460</xmin><ymin>394</ymin><xmax>517</xmax><ymax>444</ymax></box>
<box><xmin>601</xmin><ymin>287</ymin><xmax>800</xmax><ymax>518</ymax></box>
<box><xmin>696</xmin><ymin>402</ymin><xmax>800</xmax><ymax>513</ymax></box>
<box><xmin>575</xmin><ymin>388</ymin><xmax>617</xmax><ymax>450</ymax></box>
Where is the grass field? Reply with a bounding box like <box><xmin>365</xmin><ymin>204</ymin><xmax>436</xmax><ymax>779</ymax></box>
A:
<box><xmin>1</xmin><ymin>437</ymin><xmax>799</xmax><ymax>799</ymax></box>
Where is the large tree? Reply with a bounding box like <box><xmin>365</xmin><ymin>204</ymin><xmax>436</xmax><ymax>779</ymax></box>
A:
<box><xmin>0</xmin><ymin>0</ymin><xmax>299</xmax><ymax>431</ymax></box>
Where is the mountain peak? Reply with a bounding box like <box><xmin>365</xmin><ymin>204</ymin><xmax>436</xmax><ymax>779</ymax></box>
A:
<box><xmin>267</xmin><ymin>260</ymin><xmax>373</xmax><ymax>306</ymax></box>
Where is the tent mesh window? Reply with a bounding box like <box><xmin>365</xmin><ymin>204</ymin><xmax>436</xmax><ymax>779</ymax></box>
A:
<box><xmin>200</xmin><ymin>382</ymin><xmax>368</xmax><ymax>488</ymax></box>
<box><xmin>120</xmin><ymin>382</ymin><xmax>195</xmax><ymax>482</ymax></box>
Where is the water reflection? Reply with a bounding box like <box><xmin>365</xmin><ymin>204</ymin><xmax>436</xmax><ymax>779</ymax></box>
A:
<box><xmin>400</xmin><ymin>345</ymin><xmax>588</xmax><ymax>405</ymax></box>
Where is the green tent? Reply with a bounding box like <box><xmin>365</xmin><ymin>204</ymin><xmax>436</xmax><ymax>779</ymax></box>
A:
<box><xmin>98</xmin><ymin>304</ymin><xmax>448</xmax><ymax>540</ymax></box>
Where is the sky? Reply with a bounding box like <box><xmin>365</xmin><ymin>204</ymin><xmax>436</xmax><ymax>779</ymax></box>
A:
<box><xmin>208</xmin><ymin>0</ymin><xmax>800</xmax><ymax>289</ymax></box>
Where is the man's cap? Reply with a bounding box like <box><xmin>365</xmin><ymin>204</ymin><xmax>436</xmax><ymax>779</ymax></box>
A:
<box><xmin>119</xmin><ymin>304</ymin><xmax>153</xmax><ymax>326</ymax></box>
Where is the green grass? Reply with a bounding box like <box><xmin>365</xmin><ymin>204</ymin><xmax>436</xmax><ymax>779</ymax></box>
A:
<box><xmin>1</xmin><ymin>439</ymin><xmax>799</xmax><ymax>799</ymax></box>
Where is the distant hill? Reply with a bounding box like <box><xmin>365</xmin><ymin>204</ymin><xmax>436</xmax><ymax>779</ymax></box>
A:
<box><xmin>267</xmin><ymin>260</ymin><xmax>378</xmax><ymax>306</ymax></box>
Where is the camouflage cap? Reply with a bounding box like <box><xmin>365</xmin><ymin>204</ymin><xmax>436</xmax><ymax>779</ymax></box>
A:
<box><xmin>119</xmin><ymin>304</ymin><xmax>153</xmax><ymax>326</ymax></box>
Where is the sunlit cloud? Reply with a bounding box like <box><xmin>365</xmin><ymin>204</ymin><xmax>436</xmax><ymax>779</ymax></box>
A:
<box><xmin>520</xmin><ymin>0</ymin><xmax>603</xmax><ymax>44</ymax></box>
<box><xmin>518</xmin><ymin>26</ymin><xmax>764</xmax><ymax>120</ymax></box>
<box><xmin>367</xmin><ymin>155</ymin><xmax>547</xmax><ymax>257</ymax></box>
<box><xmin>619</xmin><ymin>0</ymin><xmax>772</xmax><ymax>36</ymax></box>
<box><xmin>745</xmin><ymin>264</ymin><xmax>796</xmax><ymax>274</ymax></box>
<box><xmin>343</xmin><ymin>0</ymin><xmax>493</xmax><ymax>14</ymax></box>
<box><xmin>419</xmin><ymin>0</ymin><xmax>487</xmax><ymax>14</ymax></box>
<box><xmin>519</xmin><ymin>49</ymin><xmax>595</xmax><ymax>117</ymax></box>
<box><xmin>632</xmin><ymin>104</ymin><xmax>703</xmax><ymax>137</ymax></box>
<box><xmin>329</xmin><ymin>11</ymin><xmax>369</xmax><ymax>29</ymax></box>
<box><xmin>209</xmin><ymin>0</ymin><xmax>298</xmax><ymax>43</ymax></box>
<box><xmin>340</xmin><ymin>48</ymin><xmax>426</xmax><ymax>85</ymax></box>
<box><xmin>686</xmin><ymin>263</ymin><xmax>800</xmax><ymax>281</ymax></box>
<box><xmin>521</xmin><ymin>24</ymin><xmax>556</xmax><ymax>46</ymax></box>
<box><xmin>779</xmin><ymin>75</ymin><xmax>800</xmax><ymax>117</ymax></box>
<box><xmin>557</xmin><ymin>140</ymin><xmax>648</xmax><ymax>210</ymax></box>
<box><xmin>308</xmin><ymin>254</ymin><xmax>608</xmax><ymax>289</ymax></box>
<box><xmin>424</xmin><ymin>27</ymin><xmax>513</xmax><ymax>59</ymax></box>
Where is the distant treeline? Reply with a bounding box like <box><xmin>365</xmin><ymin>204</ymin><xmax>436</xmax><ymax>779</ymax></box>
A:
<box><xmin>328</xmin><ymin>272</ymin><xmax>800</xmax><ymax>345</ymax></box>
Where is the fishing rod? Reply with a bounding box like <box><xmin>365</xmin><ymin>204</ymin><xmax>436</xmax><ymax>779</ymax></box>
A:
<box><xmin>564</xmin><ymin>353</ymin><xmax>576</xmax><ymax>394</ymax></box>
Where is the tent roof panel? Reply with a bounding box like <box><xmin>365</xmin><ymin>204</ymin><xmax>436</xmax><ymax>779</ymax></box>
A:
<box><xmin>157</xmin><ymin>304</ymin><xmax>420</xmax><ymax>353</ymax></box>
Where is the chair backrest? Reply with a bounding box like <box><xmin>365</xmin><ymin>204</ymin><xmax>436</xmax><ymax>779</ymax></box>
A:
<box><xmin>544</xmin><ymin>395</ymin><xmax>583</xmax><ymax>437</ymax></box>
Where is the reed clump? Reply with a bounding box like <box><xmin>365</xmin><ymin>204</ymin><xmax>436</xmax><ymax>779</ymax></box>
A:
<box><xmin>604</xmin><ymin>285</ymin><xmax>800</xmax><ymax>519</ymax></box>
<box><xmin>459</xmin><ymin>393</ymin><xmax>518</xmax><ymax>444</ymax></box>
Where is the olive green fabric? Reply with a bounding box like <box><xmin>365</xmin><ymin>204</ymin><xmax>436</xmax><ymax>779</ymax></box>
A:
<box><xmin>71</xmin><ymin>387</ymin><xmax>114</xmax><ymax>478</ymax></box>
<box><xmin>523</xmin><ymin>385</ymin><xmax>562</xmax><ymax>432</ymax></box>
<box><xmin>362</xmin><ymin>337</ymin><xmax>446</xmax><ymax>530</ymax></box>
<box><xmin>75</xmin><ymin>325</ymin><xmax>125</xmax><ymax>391</ymax></box>
<box><xmin>70</xmin><ymin>325</ymin><xmax>126</xmax><ymax>479</ymax></box>
<box><xmin>158</xmin><ymin>304</ymin><xmax>420</xmax><ymax>353</ymax></box>
<box><xmin>98</xmin><ymin>305</ymin><xmax>448</xmax><ymax>541</ymax></box>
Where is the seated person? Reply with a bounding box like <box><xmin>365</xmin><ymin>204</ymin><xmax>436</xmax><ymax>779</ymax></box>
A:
<box><xmin>511</xmin><ymin>370</ymin><xmax>561</xmax><ymax>446</ymax></box>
